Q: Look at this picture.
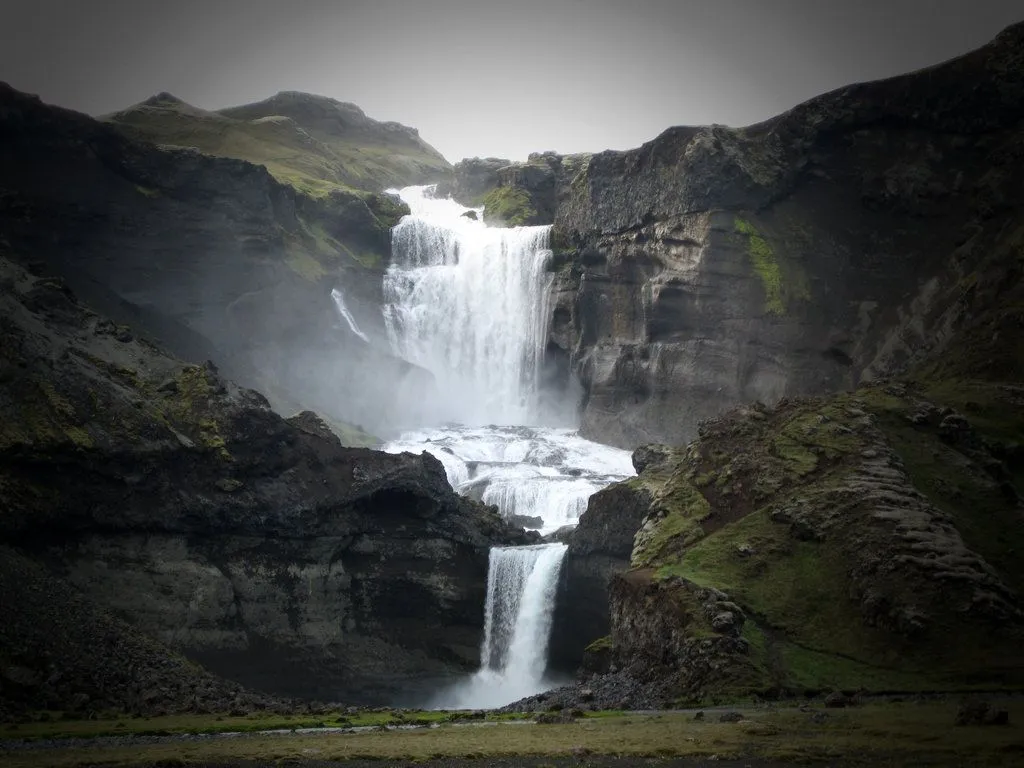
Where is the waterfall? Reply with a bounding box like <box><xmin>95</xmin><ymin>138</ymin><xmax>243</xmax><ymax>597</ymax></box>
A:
<box><xmin>330</xmin><ymin>287</ymin><xmax>370</xmax><ymax>342</ymax></box>
<box><xmin>432</xmin><ymin>543</ymin><xmax>567</xmax><ymax>709</ymax></box>
<box><xmin>379</xmin><ymin>184</ymin><xmax>635</xmax><ymax>709</ymax></box>
<box><xmin>383</xmin><ymin>185</ymin><xmax>553</xmax><ymax>426</ymax></box>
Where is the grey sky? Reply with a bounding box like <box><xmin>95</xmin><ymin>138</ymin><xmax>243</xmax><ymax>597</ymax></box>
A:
<box><xmin>1</xmin><ymin>1</ymin><xmax>1021</xmax><ymax>161</ymax></box>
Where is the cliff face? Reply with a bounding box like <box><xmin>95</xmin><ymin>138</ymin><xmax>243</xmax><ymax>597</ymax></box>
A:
<box><xmin>0</xmin><ymin>255</ymin><xmax>526</xmax><ymax>706</ymax></box>
<box><xmin>530</xmin><ymin>380</ymin><xmax>1024</xmax><ymax>707</ymax></box>
<box><xmin>536</xmin><ymin>22</ymin><xmax>1024</xmax><ymax>448</ymax></box>
<box><xmin>605</xmin><ymin>382</ymin><xmax>1024</xmax><ymax>701</ymax></box>
<box><xmin>0</xmin><ymin>83</ymin><xmax>434</xmax><ymax>441</ymax></box>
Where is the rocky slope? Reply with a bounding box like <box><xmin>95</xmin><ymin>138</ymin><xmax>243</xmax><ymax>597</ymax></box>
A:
<box><xmin>0</xmin><ymin>546</ymin><xmax>288</xmax><ymax>719</ymax></box>
<box><xmin>105</xmin><ymin>90</ymin><xmax>452</xmax><ymax>197</ymax></box>
<box><xmin>0</xmin><ymin>83</ymin><xmax>437</xmax><ymax>441</ymax></box>
<box><xmin>535</xmin><ymin>377</ymin><xmax>1024</xmax><ymax>708</ymax></box>
<box><xmin>467</xmin><ymin>21</ymin><xmax>1024</xmax><ymax>449</ymax></box>
<box><xmin>0</xmin><ymin>253</ymin><xmax>528</xmax><ymax>709</ymax></box>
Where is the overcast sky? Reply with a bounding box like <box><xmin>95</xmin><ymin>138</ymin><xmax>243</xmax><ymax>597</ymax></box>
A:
<box><xmin>2</xmin><ymin>1</ymin><xmax>1021</xmax><ymax>161</ymax></box>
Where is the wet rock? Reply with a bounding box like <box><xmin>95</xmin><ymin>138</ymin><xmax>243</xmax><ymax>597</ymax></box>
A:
<box><xmin>824</xmin><ymin>691</ymin><xmax>850</xmax><ymax>708</ymax></box>
<box><xmin>955</xmin><ymin>700</ymin><xmax>1010</xmax><ymax>726</ymax></box>
<box><xmin>508</xmin><ymin>514</ymin><xmax>545</xmax><ymax>529</ymax></box>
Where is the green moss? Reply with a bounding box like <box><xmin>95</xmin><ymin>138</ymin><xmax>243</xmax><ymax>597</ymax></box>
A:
<box><xmin>284</xmin><ymin>244</ymin><xmax>327</xmax><ymax>281</ymax></box>
<box><xmin>734</xmin><ymin>217</ymin><xmax>785</xmax><ymax>315</ymax></box>
<box><xmin>772</xmin><ymin>406</ymin><xmax>862</xmax><ymax>478</ymax></box>
<box><xmin>161</xmin><ymin>366</ymin><xmax>231</xmax><ymax>460</ymax></box>
<box><xmin>658</xmin><ymin>510</ymin><xmax>899</xmax><ymax>675</ymax></box>
<box><xmin>360</xmin><ymin>191</ymin><xmax>408</xmax><ymax>230</ymax></box>
<box><xmin>632</xmin><ymin>476</ymin><xmax>709</xmax><ymax>567</ymax></box>
<box><xmin>479</xmin><ymin>186</ymin><xmax>537</xmax><ymax>227</ymax></box>
<box><xmin>328</xmin><ymin>419</ymin><xmax>380</xmax><ymax>448</ymax></box>
<box><xmin>584</xmin><ymin>635</ymin><xmax>612</xmax><ymax>653</ymax></box>
<box><xmin>134</xmin><ymin>185</ymin><xmax>160</xmax><ymax>198</ymax></box>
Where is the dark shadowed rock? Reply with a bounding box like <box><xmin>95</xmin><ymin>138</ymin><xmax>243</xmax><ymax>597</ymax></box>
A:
<box><xmin>535</xmin><ymin>21</ymin><xmax>1024</xmax><ymax>448</ymax></box>
<box><xmin>0</xmin><ymin>256</ymin><xmax>528</xmax><ymax>709</ymax></box>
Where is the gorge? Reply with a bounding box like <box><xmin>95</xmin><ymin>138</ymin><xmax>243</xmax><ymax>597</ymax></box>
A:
<box><xmin>1</xmin><ymin>18</ymin><xmax>1024</xmax><ymax>725</ymax></box>
<box><xmin>380</xmin><ymin>185</ymin><xmax>634</xmax><ymax>706</ymax></box>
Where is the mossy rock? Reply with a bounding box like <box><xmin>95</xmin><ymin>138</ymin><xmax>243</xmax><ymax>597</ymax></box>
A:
<box><xmin>479</xmin><ymin>187</ymin><xmax>538</xmax><ymax>227</ymax></box>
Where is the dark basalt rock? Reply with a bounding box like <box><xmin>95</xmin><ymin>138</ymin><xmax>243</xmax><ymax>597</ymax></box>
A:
<box><xmin>548</xmin><ymin>480</ymin><xmax>655</xmax><ymax>672</ymax></box>
<box><xmin>532</xmin><ymin>21</ymin><xmax>1024</xmax><ymax>448</ymax></box>
<box><xmin>0</xmin><ymin>81</ymin><xmax>429</xmax><ymax>441</ymax></box>
<box><xmin>0</xmin><ymin>256</ymin><xmax>528</xmax><ymax>710</ymax></box>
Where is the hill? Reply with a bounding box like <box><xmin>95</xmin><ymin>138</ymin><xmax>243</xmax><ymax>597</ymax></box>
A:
<box><xmin>103</xmin><ymin>91</ymin><xmax>452</xmax><ymax>196</ymax></box>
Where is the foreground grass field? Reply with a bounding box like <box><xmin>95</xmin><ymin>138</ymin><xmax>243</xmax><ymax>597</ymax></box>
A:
<box><xmin>2</xmin><ymin>701</ymin><xmax>1022</xmax><ymax>767</ymax></box>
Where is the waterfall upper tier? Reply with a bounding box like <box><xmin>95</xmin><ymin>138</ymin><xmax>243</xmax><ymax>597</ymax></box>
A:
<box><xmin>383</xmin><ymin>185</ymin><xmax>558</xmax><ymax>427</ymax></box>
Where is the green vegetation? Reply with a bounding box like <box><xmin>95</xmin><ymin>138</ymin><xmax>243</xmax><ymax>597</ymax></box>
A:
<box><xmin>480</xmin><ymin>186</ymin><xmax>538</xmax><ymax>226</ymax></box>
<box><xmin>4</xmin><ymin>702</ymin><xmax>1023</xmax><ymax>766</ymax></box>
<box><xmin>323</xmin><ymin>416</ymin><xmax>380</xmax><ymax>448</ymax></box>
<box><xmin>631</xmin><ymin>476</ymin><xmax>709</xmax><ymax>567</ymax></box>
<box><xmin>104</xmin><ymin>98</ymin><xmax>449</xmax><ymax>197</ymax></box>
<box><xmin>625</xmin><ymin>384</ymin><xmax>1024</xmax><ymax>697</ymax></box>
<box><xmin>584</xmin><ymin>635</ymin><xmax>612</xmax><ymax>653</ymax></box>
<box><xmin>161</xmin><ymin>365</ymin><xmax>231</xmax><ymax>460</ymax></box>
<box><xmin>284</xmin><ymin>242</ymin><xmax>328</xmax><ymax>281</ymax></box>
<box><xmin>734</xmin><ymin>216</ymin><xmax>785</xmax><ymax>314</ymax></box>
<box><xmin>733</xmin><ymin>215</ymin><xmax>811</xmax><ymax>315</ymax></box>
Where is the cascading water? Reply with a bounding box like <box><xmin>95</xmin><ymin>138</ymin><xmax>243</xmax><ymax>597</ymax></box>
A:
<box><xmin>330</xmin><ymin>287</ymin><xmax>369</xmax><ymax>342</ymax></box>
<box><xmin>381</xmin><ymin>185</ymin><xmax>634</xmax><ymax>708</ymax></box>
<box><xmin>431</xmin><ymin>544</ymin><xmax>568</xmax><ymax>709</ymax></box>
<box><xmin>383</xmin><ymin>185</ymin><xmax>553</xmax><ymax>426</ymax></box>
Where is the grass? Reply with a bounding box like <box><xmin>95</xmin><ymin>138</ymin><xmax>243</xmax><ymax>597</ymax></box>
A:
<box><xmin>104</xmin><ymin>98</ymin><xmax>449</xmax><ymax>196</ymax></box>
<box><xmin>4</xmin><ymin>703</ymin><xmax>1023</xmax><ymax>766</ymax></box>
<box><xmin>0</xmin><ymin>709</ymin><xmax>524</xmax><ymax>742</ymax></box>
<box><xmin>625</xmin><ymin>386</ymin><xmax>1024</xmax><ymax>696</ymax></box>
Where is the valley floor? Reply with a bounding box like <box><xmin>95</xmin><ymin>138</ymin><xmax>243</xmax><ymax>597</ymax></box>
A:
<box><xmin>2</xmin><ymin>699</ymin><xmax>1021</xmax><ymax>767</ymax></box>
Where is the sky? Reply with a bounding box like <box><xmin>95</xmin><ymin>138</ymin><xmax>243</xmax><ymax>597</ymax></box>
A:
<box><xmin>1</xmin><ymin>0</ymin><xmax>1021</xmax><ymax>162</ymax></box>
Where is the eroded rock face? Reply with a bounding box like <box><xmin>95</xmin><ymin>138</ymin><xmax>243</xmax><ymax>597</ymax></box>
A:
<box><xmin>596</xmin><ymin>387</ymin><xmax>1024</xmax><ymax>701</ymax></box>
<box><xmin>548</xmin><ymin>479</ymin><xmax>656</xmax><ymax>671</ymax></box>
<box><xmin>0</xmin><ymin>82</ymin><xmax>430</xmax><ymax>440</ymax></box>
<box><xmin>0</xmin><ymin>256</ymin><xmax>527</xmax><ymax>705</ymax></box>
<box><xmin>538</xmin><ymin>21</ymin><xmax>1024</xmax><ymax>448</ymax></box>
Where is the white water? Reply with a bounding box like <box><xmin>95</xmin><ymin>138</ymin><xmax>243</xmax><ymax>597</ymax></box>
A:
<box><xmin>379</xmin><ymin>186</ymin><xmax>634</xmax><ymax>708</ymax></box>
<box><xmin>385</xmin><ymin>424</ymin><xmax>634</xmax><ymax>535</ymax></box>
<box><xmin>383</xmin><ymin>185</ymin><xmax>554</xmax><ymax>426</ymax></box>
<box><xmin>430</xmin><ymin>544</ymin><xmax>568</xmax><ymax>709</ymax></box>
<box><xmin>330</xmin><ymin>287</ymin><xmax>370</xmax><ymax>342</ymax></box>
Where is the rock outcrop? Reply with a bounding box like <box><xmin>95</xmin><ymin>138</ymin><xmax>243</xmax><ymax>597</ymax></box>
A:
<box><xmin>0</xmin><ymin>254</ymin><xmax>527</xmax><ymax>708</ymax></box>
<box><xmin>548</xmin><ymin>476</ymin><xmax>661</xmax><ymax>671</ymax></box>
<box><xmin>443</xmin><ymin>153</ymin><xmax>589</xmax><ymax>226</ymax></box>
<box><xmin>487</xmin><ymin>22</ymin><xmax>1024</xmax><ymax>449</ymax></box>
<box><xmin>537</xmin><ymin>382</ymin><xmax>1024</xmax><ymax>706</ymax></box>
<box><xmin>0</xmin><ymin>546</ymin><xmax>288</xmax><ymax>718</ymax></box>
<box><xmin>0</xmin><ymin>82</ymin><xmax>438</xmax><ymax>440</ymax></box>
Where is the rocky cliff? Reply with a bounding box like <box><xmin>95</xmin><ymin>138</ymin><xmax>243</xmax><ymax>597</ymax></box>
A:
<box><xmin>522</xmin><ymin>379</ymin><xmax>1024</xmax><ymax>709</ymax></box>
<box><xmin>0</xmin><ymin>253</ymin><xmax>527</xmax><ymax>708</ymax></box>
<box><xmin>0</xmin><ymin>83</ymin><xmax>436</xmax><ymax>442</ymax></box>
<box><xmin>531</xmin><ymin>22</ymin><xmax>1024</xmax><ymax>695</ymax></box>
<box><xmin>474</xmin><ymin>22</ymin><xmax>1024</xmax><ymax>449</ymax></box>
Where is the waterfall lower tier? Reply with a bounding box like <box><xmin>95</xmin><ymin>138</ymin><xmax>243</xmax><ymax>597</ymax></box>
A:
<box><xmin>429</xmin><ymin>543</ymin><xmax>567</xmax><ymax>709</ymax></box>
